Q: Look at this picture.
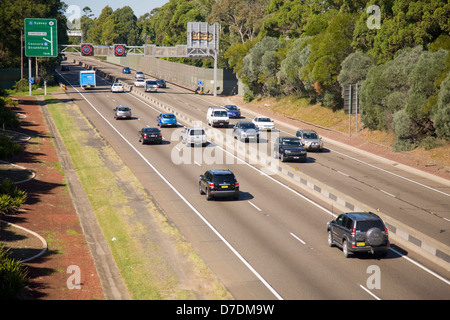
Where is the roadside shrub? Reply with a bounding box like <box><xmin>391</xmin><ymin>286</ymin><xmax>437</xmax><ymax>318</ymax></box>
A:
<box><xmin>420</xmin><ymin>136</ymin><xmax>445</xmax><ymax>151</ymax></box>
<box><xmin>392</xmin><ymin>109</ymin><xmax>419</xmax><ymax>151</ymax></box>
<box><xmin>243</xmin><ymin>90</ymin><xmax>254</xmax><ymax>103</ymax></box>
<box><xmin>0</xmin><ymin>135</ymin><xmax>24</xmax><ymax>159</ymax></box>
<box><xmin>0</xmin><ymin>179</ymin><xmax>27</xmax><ymax>215</ymax></box>
<box><xmin>0</xmin><ymin>244</ymin><xmax>29</xmax><ymax>300</ymax></box>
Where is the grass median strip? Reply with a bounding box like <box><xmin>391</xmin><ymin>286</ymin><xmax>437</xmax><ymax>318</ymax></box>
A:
<box><xmin>44</xmin><ymin>93</ymin><xmax>231</xmax><ymax>300</ymax></box>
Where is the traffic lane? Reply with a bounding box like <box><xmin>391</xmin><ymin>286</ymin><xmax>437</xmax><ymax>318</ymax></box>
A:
<box><xmin>294</xmin><ymin>151</ymin><xmax>450</xmax><ymax>244</ymax></box>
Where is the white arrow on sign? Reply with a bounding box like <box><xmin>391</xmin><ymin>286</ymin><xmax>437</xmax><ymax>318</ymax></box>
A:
<box><xmin>42</xmin><ymin>26</ymin><xmax>54</xmax><ymax>56</ymax></box>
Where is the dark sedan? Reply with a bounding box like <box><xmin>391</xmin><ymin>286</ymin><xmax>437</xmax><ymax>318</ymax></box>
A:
<box><xmin>224</xmin><ymin>105</ymin><xmax>241</xmax><ymax>118</ymax></box>
<box><xmin>156</xmin><ymin>79</ymin><xmax>166</xmax><ymax>88</ymax></box>
<box><xmin>138</xmin><ymin>127</ymin><xmax>162</xmax><ymax>144</ymax></box>
<box><xmin>273</xmin><ymin>137</ymin><xmax>307</xmax><ymax>162</ymax></box>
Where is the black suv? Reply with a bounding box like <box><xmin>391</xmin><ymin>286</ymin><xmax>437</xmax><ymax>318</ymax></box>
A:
<box><xmin>327</xmin><ymin>212</ymin><xmax>390</xmax><ymax>258</ymax></box>
<box><xmin>273</xmin><ymin>137</ymin><xmax>307</xmax><ymax>162</ymax></box>
<box><xmin>199</xmin><ymin>170</ymin><xmax>239</xmax><ymax>200</ymax></box>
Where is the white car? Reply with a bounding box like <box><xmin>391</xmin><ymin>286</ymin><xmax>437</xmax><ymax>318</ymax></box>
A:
<box><xmin>252</xmin><ymin>116</ymin><xmax>275</xmax><ymax>131</ymax></box>
<box><xmin>135</xmin><ymin>71</ymin><xmax>144</xmax><ymax>79</ymax></box>
<box><xmin>181</xmin><ymin>127</ymin><xmax>207</xmax><ymax>147</ymax></box>
<box><xmin>111</xmin><ymin>82</ymin><xmax>124</xmax><ymax>92</ymax></box>
<box><xmin>134</xmin><ymin>79</ymin><xmax>145</xmax><ymax>87</ymax></box>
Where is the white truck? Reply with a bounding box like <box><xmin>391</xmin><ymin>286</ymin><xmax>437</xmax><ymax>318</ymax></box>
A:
<box><xmin>207</xmin><ymin>107</ymin><xmax>229</xmax><ymax>127</ymax></box>
<box><xmin>79</xmin><ymin>70</ymin><xmax>96</xmax><ymax>89</ymax></box>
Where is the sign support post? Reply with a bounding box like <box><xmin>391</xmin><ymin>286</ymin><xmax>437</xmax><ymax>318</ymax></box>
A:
<box><xmin>29</xmin><ymin>57</ymin><xmax>32</xmax><ymax>96</ymax></box>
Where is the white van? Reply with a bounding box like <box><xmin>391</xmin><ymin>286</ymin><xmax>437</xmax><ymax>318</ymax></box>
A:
<box><xmin>207</xmin><ymin>107</ymin><xmax>229</xmax><ymax>127</ymax></box>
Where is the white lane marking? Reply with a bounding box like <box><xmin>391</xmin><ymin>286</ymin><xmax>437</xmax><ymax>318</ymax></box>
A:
<box><xmin>389</xmin><ymin>247</ymin><xmax>450</xmax><ymax>286</ymax></box>
<box><xmin>380</xmin><ymin>189</ymin><xmax>396</xmax><ymax>198</ymax></box>
<box><xmin>58</xmin><ymin>73</ymin><xmax>284</xmax><ymax>300</ymax></box>
<box><xmin>331</xmin><ymin>149</ymin><xmax>450</xmax><ymax>198</ymax></box>
<box><xmin>359</xmin><ymin>285</ymin><xmax>381</xmax><ymax>300</ymax></box>
<box><xmin>290</xmin><ymin>232</ymin><xmax>306</xmax><ymax>245</ymax></box>
<box><xmin>248</xmin><ymin>201</ymin><xmax>262</xmax><ymax>212</ymax></box>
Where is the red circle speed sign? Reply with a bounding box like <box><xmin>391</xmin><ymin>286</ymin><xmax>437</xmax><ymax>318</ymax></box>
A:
<box><xmin>81</xmin><ymin>44</ymin><xmax>93</xmax><ymax>56</ymax></box>
<box><xmin>114</xmin><ymin>45</ymin><xmax>126</xmax><ymax>56</ymax></box>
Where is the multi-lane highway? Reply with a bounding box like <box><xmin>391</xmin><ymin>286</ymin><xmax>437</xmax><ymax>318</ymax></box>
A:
<box><xmin>56</xmin><ymin>57</ymin><xmax>449</xmax><ymax>299</ymax></box>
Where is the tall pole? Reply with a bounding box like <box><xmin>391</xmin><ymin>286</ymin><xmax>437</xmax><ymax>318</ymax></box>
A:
<box><xmin>213</xmin><ymin>49</ymin><xmax>217</xmax><ymax>97</ymax></box>
<box><xmin>28</xmin><ymin>57</ymin><xmax>32</xmax><ymax>96</ymax></box>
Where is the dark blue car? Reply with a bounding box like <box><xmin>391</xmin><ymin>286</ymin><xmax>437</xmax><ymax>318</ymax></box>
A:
<box><xmin>224</xmin><ymin>105</ymin><xmax>241</xmax><ymax>118</ymax></box>
<box><xmin>122</xmin><ymin>67</ymin><xmax>131</xmax><ymax>74</ymax></box>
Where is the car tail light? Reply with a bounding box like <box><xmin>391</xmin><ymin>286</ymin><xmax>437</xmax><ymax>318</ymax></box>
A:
<box><xmin>351</xmin><ymin>228</ymin><xmax>356</xmax><ymax>236</ymax></box>
<box><xmin>143</xmin><ymin>134</ymin><xmax>147</xmax><ymax>138</ymax></box>
<box><xmin>208</xmin><ymin>183</ymin><xmax>214</xmax><ymax>188</ymax></box>
<box><xmin>385</xmin><ymin>227</ymin><xmax>389</xmax><ymax>236</ymax></box>
<box><xmin>159</xmin><ymin>133</ymin><xmax>162</xmax><ymax>137</ymax></box>
<box><xmin>235</xmin><ymin>182</ymin><xmax>239</xmax><ymax>187</ymax></box>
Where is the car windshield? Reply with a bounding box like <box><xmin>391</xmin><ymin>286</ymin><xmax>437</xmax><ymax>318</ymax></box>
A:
<box><xmin>212</xmin><ymin>174</ymin><xmax>235</xmax><ymax>184</ymax></box>
<box><xmin>355</xmin><ymin>220</ymin><xmax>385</xmax><ymax>232</ymax></box>
<box><xmin>226</xmin><ymin>105</ymin><xmax>238</xmax><ymax>110</ymax></box>
<box><xmin>190</xmin><ymin>129</ymin><xmax>205</xmax><ymax>135</ymax></box>
<box><xmin>117</xmin><ymin>107</ymin><xmax>129</xmax><ymax>111</ymax></box>
<box><xmin>214</xmin><ymin>111</ymin><xmax>228</xmax><ymax>117</ymax></box>
<box><xmin>240</xmin><ymin>123</ymin><xmax>256</xmax><ymax>129</ymax></box>
<box><xmin>282</xmin><ymin>139</ymin><xmax>301</xmax><ymax>146</ymax></box>
<box><xmin>304</xmin><ymin>132</ymin><xmax>318</xmax><ymax>139</ymax></box>
<box><xmin>163</xmin><ymin>114</ymin><xmax>175</xmax><ymax>119</ymax></box>
<box><xmin>257</xmin><ymin>118</ymin><xmax>271</xmax><ymax>122</ymax></box>
<box><xmin>113</xmin><ymin>83</ymin><xmax>122</xmax><ymax>86</ymax></box>
<box><xmin>146</xmin><ymin>81</ymin><xmax>157</xmax><ymax>85</ymax></box>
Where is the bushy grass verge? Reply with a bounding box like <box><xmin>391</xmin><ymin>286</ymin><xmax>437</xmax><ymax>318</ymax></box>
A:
<box><xmin>0</xmin><ymin>243</ymin><xmax>29</xmax><ymax>300</ymax></box>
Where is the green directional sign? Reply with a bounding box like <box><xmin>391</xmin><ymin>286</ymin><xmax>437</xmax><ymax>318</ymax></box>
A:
<box><xmin>24</xmin><ymin>18</ymin><xmax>58</xmax><ymax>57</ymax></box>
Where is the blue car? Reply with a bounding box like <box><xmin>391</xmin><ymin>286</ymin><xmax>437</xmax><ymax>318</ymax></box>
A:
<box><xmin>122</xmin><ymin>67</ymin><xmax>131</xmax><ymax>74</ymax></box>
<box><xmin>224</xmin><ymin>105</ymin><xmax>241</xmax><ymax>118</ymax></box>
<box><xmin>157</xmin><ymin>113</ymin><xmax>177</xmax><ymax>127</ymax></box>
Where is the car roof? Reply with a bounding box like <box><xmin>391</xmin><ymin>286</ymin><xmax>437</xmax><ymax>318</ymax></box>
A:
<box><xmin>342</xmin><ymin>212</ymin><xmax>381</xmax><ymax>220</ymax></box>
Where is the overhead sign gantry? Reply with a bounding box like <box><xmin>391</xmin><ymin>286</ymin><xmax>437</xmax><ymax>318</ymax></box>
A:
<box><xmin>59</xmin><ymin>22</ymin><xmax>220</xmax><ymax>95</ymax></box>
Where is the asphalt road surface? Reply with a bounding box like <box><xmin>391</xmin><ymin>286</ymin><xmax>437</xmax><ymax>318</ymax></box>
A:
<box><xmin>56</xmin><ymin>58</ymin><xmax>449</xmax><ymax>300</ymax></box>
